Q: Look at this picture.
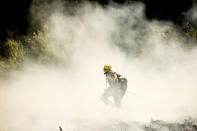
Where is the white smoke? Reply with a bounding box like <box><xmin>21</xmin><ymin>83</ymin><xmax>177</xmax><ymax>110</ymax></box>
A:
<box><xmin>1</xmin><ymin>1</ymin><xmax>197</xmax><ymax>131</ymax></box>
<box><xmin>186</xmin><ymin>2</ymin><xmax>197</xmax><ymax>25</ymax></box>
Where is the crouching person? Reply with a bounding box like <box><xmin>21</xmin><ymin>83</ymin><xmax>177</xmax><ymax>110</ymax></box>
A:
<box><xmin>101</xmin><ymin>64</ymin><xmax>127</xmax><ymax>108</ymax></box>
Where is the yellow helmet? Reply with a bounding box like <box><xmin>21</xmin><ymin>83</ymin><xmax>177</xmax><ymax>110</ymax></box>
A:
<box><xmin>103</xmin><ymin>64</ymin><xmax>112</xmax><ymax>73</ymax></box>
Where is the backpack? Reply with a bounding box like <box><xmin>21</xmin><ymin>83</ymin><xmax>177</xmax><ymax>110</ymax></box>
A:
<box><xmin>118</xmin><ymin>77</ymin><xmax>127</xmax><ymax>96</ymax></box>
<box><xmin>119</xmin><ymin>78</ymin><xmax>127</xmax><ymax>85</ymax></box>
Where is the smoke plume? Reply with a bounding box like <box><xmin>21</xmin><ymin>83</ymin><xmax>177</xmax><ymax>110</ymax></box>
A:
<box><xmin>1</xmin><ymin>0</ymin><xmax>197</xmax><ymax>130</ymax></box>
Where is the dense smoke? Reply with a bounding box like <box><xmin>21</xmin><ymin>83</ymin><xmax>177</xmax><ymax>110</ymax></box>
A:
<box><xmin>186</xmin><ymin>1</ymin><xmax>197</xmax><ymax>26</ymax></box>
<box><xmin>1</xmin><ymin>0</ymin><xmax>197</xmax><ymax>130</ymax></box>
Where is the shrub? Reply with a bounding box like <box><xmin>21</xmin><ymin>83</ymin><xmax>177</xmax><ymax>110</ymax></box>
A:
<box><xmin>0</xmin><ymin>28</ymin><xmax>54</xmax><ymax>71</ymax></box>
<box><xmin>25</xmin><ymin>29</ymin><xmax>54</xmax><ymax>64</ymax></box>
<box><xmin>0</xmin><ymin>39</ymin><xmax>26</xmax><ymax>70</ymax></box>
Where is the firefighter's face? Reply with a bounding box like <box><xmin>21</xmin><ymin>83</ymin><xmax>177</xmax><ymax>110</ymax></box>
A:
<box><xmin>104</xmin><ymin>69</ymin><xmax>111</xmax><ymax>73</ymax></box>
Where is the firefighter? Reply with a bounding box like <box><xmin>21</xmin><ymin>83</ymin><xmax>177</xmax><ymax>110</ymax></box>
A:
<box><xmin>101</xmin><ymin>64</ymin><xmax>127</xmax><ymax>107</ymax></box>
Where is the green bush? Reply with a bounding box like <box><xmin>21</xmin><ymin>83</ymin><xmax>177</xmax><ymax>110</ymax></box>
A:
<box><xmin>25</xmin><ymin>30</ymin><xmax>53</xmax><ymax>63</ymax></box>
<box><xmin>182</xmin><ymin>22</ymin><xmax>197</xmax><ymax>40</ymax></box>
<box><xmin>0</xmin><ymin>39</ymin><xmax>26</xmax><ymax>70</ymax></box>
<box><xmin>0</xmin><ymin>28</ymin><xmax>54</xmax><ymax>71</ymax></box>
